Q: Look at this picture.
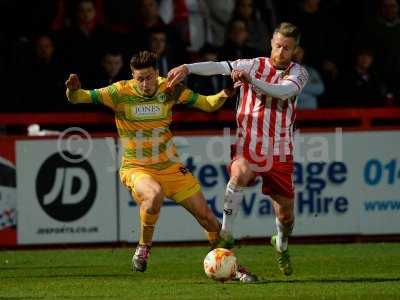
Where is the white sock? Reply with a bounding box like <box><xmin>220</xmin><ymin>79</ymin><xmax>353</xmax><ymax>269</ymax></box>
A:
<box><xmin>221</xmin><ymin>181</ymin><xmax>243</xmax><ymax>235</ymax></box>
<box><xmin>275</xmin><ymin>218</ymin><xmax>294</xmax><ymax>252</ymax></box>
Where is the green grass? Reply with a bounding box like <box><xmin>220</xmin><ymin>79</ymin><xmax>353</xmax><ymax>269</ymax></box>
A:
<box><xmin>1</xmin><ymin>243</ymin><xmax>400</xmax><ymax>299</ymax></box>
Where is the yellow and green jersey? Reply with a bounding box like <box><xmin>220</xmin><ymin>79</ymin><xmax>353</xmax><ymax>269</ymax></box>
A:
<box><xmin>67</xmin><ymin>77</ymin><xmax>227</xmax><ymax>170</ymax></box>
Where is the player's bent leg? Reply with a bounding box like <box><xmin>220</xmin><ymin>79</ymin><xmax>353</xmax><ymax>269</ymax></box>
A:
<box><xmin>131</xmin><ymin>175</ymin><xmax>165</xmax><ymax>272</ymax></box>
<box><xmin>271</xmin><ymin>194</ymin><xmax>294</xmax><ymax>276</ymax></box>
<box><xmin>179</xmin><ymin>190</ymin><xmax>235</xmax><ymax>249</ymax></box>
<box><xmin>179</xmin><ymin>191</ymin><xmax>221</xmax><ymax>242</ymax></box>
<box><xmin>180</xmin><ymin>191</ymin><xmax>257</xmax><ymax>283</ymax></box>
<box><xmin>222</xmin><ymin>157</ymin><xmax>255</xmax><ymax>237</ymax></box>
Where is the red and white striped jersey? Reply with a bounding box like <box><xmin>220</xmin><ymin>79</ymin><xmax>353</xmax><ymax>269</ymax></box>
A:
<box><xmin>231</xmin><ymin>57</ymin><xmax>308</xmax><ymax>159</ymax></box>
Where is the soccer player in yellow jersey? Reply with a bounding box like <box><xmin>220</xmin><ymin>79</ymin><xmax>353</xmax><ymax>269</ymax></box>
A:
<box><xmin>65</xmin><ymin>51</ymin><xmax>256</xmax><ymax>282</ymax></box>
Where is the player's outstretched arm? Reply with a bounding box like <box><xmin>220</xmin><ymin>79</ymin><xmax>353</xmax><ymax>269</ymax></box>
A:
<box><xmin>65</xmin><ymin>73</ymin><xmax>92</xmax><ymax>104</ymax></box>
<box><xmin>192</xmin><ymin>87</ymin><xmax>235</xmax><ymax>112</ymax></box>
<box><xmin>167</xmin><ymin>62</ymin><xmax>232</xmax><ymax>88</ymax></box>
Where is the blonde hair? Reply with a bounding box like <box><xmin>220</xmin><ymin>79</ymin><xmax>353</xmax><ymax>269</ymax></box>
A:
<box><xmin>273</xmin><ymin>22</ymin><xmax>301</xmax><ymax>45</ymax></box>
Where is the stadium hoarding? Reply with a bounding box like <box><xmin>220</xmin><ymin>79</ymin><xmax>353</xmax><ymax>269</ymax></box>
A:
<box><xmin>16</xmin><ymin>138</ymin><xmax>118</xmax><ymax>244</ymax></box>
<box><xmin>0</xmin><ymin>136</ymin><xmax>17</xmax><ymax>246</ymax></box>
<box><xmin>12</xmin><ymin>130</ymin><xmax>400</xmax><ymax>245</ymax></box>
<box><xmin>353</xmin><ymin>131</ymin><xmax>400</xmax><ymax>234</ymax></box>
<box><xmin>119</xmin><ymin>131</ymin><xmax>400</xmax><ymax>242</ymax></box>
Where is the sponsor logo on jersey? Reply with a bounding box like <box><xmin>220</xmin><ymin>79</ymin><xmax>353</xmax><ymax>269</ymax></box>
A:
<box><xmin>157</xmin><ymin>93</ymin><xmax>167</xmax><ymax>103</ymax></box>
<box><xmin>132</xmin><ymin>103</ymin><xmax>163</xmax><ymax>118</ymax></box>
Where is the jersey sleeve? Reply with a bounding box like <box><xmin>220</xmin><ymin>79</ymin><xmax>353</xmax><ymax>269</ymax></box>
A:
<box><xmin>230</xmin><ymin>58</ymin><xmax>258</xmax><ymax>73</ymax></box>
<box><xmin>172</xmin><ymin>83</ymin><xmax>227</xmax><ymax>112</ymax></box>
<box><xmin>87</xmin><ymin>82</ymin><xmax>123</xmax><ymax>110</ymax></box>
<box><xmin>173</xmin><ymin>83</ymin><xmax>200</xmax><ymax>106</ymax></box>
<box><xmin>283</xmin><ymin>64</ymin><xmax>309</xmax><ymax>93</ymax></box>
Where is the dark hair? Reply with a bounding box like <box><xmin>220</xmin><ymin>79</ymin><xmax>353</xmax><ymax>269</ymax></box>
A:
<box><xmin>78</xmin><ymin>0</ymin><xmax>95</xmax><ymax>5</ymax></box>
<box><xmin>274</xmin><ymin>22</ymin><xmax>301</xmax><ymax>45</ymax></box>
<box><xmin>232</xmin><ymin>0</ymin><xmax>258</xmax><ymax>20</ymax></box>
<box><xmin>227</xmin><ymin>19</ymin><xmax>248</xmax><ymax>34</ymax></box>
<box><xmin>356</xmin><ymin>48</ymin><xmax>374</xmax><ymax>57</ymax></box>
<box><xmin>102</xmin><ymin>48</ymin><xmax>123</xmax><ymax>58</ymax></box>
<box><xmin>77</xmin><ymin>0</ymin><xmax>95</xmax><ymax>9</ymax></box>
<box><xmin>130</xmin><ymin>51</ymin><xmax>157</xmax><ymax>70</ymax></box>
<box><xmin>33</xmin><ymin>32</ymin><xmax>55</xmax><ymax>43</ymax></box>
<box><xmin>149</xmin><ymin>26</ymin><xmax>167</xmax><ymax>36</ymax></box>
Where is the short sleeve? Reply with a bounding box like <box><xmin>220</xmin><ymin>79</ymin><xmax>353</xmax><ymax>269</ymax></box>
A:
<box><xmin>283</xmin><ymin>64</ymin><xmax>309</xmax><ymax>92</ymax></box>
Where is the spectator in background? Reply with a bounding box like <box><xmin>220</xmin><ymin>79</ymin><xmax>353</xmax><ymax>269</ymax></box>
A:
<box><xmin>341</xmin><ymin>49</ymin><xmax>386</xmax><ymax>107</ymax></box>
<box><xmin>148</xmin><ymin>28</ymin><xmax>181</xmax><ymax>76</ymax></box>
<box><xmin>292</xmin><ymin>46</ymin><xmax>324</xmax><ymax>109</ymax></box>
<box><xmin>184</xmin><ymin>0</ymin><xmax>212</xmax><ymax>52</ymax></box>
<box><xmin>360</xmin><ymin>0</ymin><xmax>400</xmax><ymax>103</ymax></box>
<box><xmin>318</xmin><ymin>59</ymin><xmax>340</xmax><ymax>107</ymax></box>
<box><xmin>103</xmin><ymin>0</ymin><xmax>135</xmax><ymax>33</ymax></box>
<box><xmin>253</xmin><ymin>0</ymin><xmax>278</xmax><ymax>32</ymax></box>
<box><xmin>88</xmin><ymin>50</ymin><xmax>125</xmax><ymax>88</ymax></box>
<box><xmin>232</xmin><ymin>0</ymin><xmax>272</xmax><ymax>53</ymax></box>
<box><xmin>288</xmin><ymin>0</ymin><xmax>326</xmax><ymax>68</ymax></box>
<box><xmin>56</xmin><ymin>0</ymin><xmax>111</xmax><ymax>82</ymax></box>
<box><xmin>187</xmin><ymin>43</ymin><xmax>228</xmax><ymax>97</ymax></box>
<box><xmin>159</xmin><ymin>0</ymin><xmax>212</xmax><ymax>52</ymax></box>
<box><xmin>18</xmin><ymin>0</ymin><xmax>105</xmax><ymax>36</ymax></box>
<box><xmin>219</xmin><ymin>19</ymin><xmax>259</xmax><ymax>61</ymax></box>
<box><xmin>48</xmin><ymin>0</ymin><xmax>70</xmax><ymax>31</ymax></box>
<box><xmin>203</xmin><ymin>0</ymin><xmax>235</xmax><ymax>47</ymax></box>
<box><xmin>128</xmin><ymin>0</ymin><xmax>185</xmax><ymax>52</ymax></box>
<box><xmin>21</xmin><ymin>34</ymin><xmax>67</xmax><ymax>112</ymax></box>
<box><xmin>134</xmin><ymin>0</ymin><xmax>166</xmax><ymax>36</ymax></box>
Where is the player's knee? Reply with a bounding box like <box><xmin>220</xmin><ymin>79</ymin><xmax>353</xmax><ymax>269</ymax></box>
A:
<box><xmin>142</xmin><ymin>186</ymin><xmax>164</xmax><ymax>213</ymax></box>
<box><xmin>231</xmin><ymin>160</ymin><xmax>253</xmax><ymax>186</ymax></box>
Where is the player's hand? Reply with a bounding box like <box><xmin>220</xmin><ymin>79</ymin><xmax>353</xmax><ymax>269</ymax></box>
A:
<box><xmin>231</xmin><ymin>70</ymin><xmax>251</xmax><ymax>84</ymax></box>
<box><xmin>65</xmin><ymin>74</ymin><xmax>81</xmax><ymax>91</ymax></box>
<box><xmin>167</xmin><ymin>65</ymin><xmax>189</xmax><ymax>88</ymax></box>
<box><xmin>221</xmin><ymin>87</ymin><xmax>236</xmax><ymax>98</ymax></box>
<box><xmin>233</xmin><ymin>81</ymin><xmax>243</xmax><ymax>89</ymax></box>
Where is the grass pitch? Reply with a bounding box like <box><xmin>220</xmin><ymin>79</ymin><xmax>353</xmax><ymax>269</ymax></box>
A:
<box><xmin>1</xmin><ymin>243</ymin><xmax>400</xmax><ymax>300</ymax></box>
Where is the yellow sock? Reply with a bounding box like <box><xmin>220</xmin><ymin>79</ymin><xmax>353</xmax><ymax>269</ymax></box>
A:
<box><xmin>205</xmin><ymin>231</ymin><xmax>220</xmax><ymax>245</ymax></box>
<box><xmin>139</xmin><ymin>207</ymin><xmax>159</xmax><ymax>246</ymax></box>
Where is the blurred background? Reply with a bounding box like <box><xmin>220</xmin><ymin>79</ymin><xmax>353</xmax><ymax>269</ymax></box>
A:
<box><xmin>0</xmin><ymin>0</ymin><xmax>399</xmax><ymax>248</ymax></box>
<box><xmin>1</xmin><ymin>0</ymin><xmax>400</xmax><ymax>113</ymax></box>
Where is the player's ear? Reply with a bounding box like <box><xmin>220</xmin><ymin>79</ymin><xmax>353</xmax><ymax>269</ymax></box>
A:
<box><xmin>270</xmin><ymin>32</ymin><xmax>278</xmax><ymax>49</ymax></box>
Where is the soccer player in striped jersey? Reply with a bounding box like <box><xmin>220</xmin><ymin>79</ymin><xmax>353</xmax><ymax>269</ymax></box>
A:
<box><xmin>65</xmin><ymin>51</ymin><xmax>257</xmax><ymax>282</ymax></box>
<box><xmin>168</xmin><ymin>22</ymin><xmax>309</xmax><ymax>276</ymax></box>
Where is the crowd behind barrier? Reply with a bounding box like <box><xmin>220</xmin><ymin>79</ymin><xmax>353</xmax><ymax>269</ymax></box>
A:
<box><xmin>1</xmin><ymin>0</ymin><xmax>400</xmax><ymax>113</ymax></box>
